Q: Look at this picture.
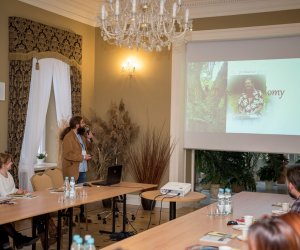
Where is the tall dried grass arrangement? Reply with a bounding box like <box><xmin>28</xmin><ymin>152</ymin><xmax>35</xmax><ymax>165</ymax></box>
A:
<box><xmin>127</xmin><ymin>126</ymin><xmax>175</xmax><ymax>185</ymax></box>
<box><xmin>87</xmin><ymin>100</ymin><xmax>139</xmax><ymax>179</ymax></box>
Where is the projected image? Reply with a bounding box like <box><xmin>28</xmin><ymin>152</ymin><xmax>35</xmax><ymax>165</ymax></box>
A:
<box><xmin>226</xmin><ymin>58</ymin><xmax>300</xmax><ymax>135</ymax></box>
<box><xmin>227</xmin><ymin>75</ymin><xmax>267</xmax><ymax>118</ymax></box>
<box><xmin>185</xmin><ymin>61</ymin><xmax>227</xmax><ymax>133</ymax></box>
<box><xmin>185</xmin><ymin>58</ymin><xmax>300</xmax><ymax>136</ymax></box>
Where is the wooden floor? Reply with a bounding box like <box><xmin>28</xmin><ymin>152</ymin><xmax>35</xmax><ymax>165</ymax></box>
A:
<box><xmin>14</xmin><ymin>201</ymin><xmax>204</xmax><ymax>250</ymax></box>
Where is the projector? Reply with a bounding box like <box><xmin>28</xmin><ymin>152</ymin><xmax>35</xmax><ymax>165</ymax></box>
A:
<box><xmin>160</xmin><ymin>182</ymin><xmax>191</xmax><ymax>197</ymax></box>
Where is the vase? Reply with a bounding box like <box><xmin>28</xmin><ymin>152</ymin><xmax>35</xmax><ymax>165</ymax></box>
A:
<box><xmin>37</xmin><ymin>158</ymin><xmax>45</xmax><ymax>165</ymax></box>
<box><xmin>265</xmin><ymin>181</ymin><xmax>273</xmax><ymax>190</ymax></box>
<box><xmin>210</xmin><ymin>184</ymin><xmax>220</xmax><ymax>199</ymax></box>
<box><xmin>141</xmin><ymin>197</ymin><xmax>156</xmax><ymax>211</ymax></box>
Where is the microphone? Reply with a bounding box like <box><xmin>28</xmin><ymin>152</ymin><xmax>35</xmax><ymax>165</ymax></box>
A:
<box><xmin>85</xmin><ymin>126</ymin><xmax>93</xmax><ymax>143</ymax></box>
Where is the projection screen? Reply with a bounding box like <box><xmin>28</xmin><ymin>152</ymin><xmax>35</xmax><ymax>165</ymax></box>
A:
<box><xmin>184</xmin><ymin>35</ymin><xmax>300</xmax><ymax>153</ymax></box>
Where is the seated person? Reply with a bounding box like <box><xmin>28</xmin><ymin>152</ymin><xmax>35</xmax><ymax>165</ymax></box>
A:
<box><xmin>286</xmin><ymin>164</ymin><xmax>300</xmax><ymax>213</ymax></box>
<box><xmin>0</xmin><ymin>153</ymin><xmax>39</xmax><ymax>250</ymax></box>
<box><xmin>248</xmin><ymin>215</ymin><xmax>300</xmax><ymax>250</ymax></box>
<box><xmin>280</xmin><ymin>212</ymin><xmax>300</xmax><ymax>237</ymax></box>
<box><xmin>238</xmin><ymin>78</ymin><xmax>264</xmax><ymax>115</ymax></box>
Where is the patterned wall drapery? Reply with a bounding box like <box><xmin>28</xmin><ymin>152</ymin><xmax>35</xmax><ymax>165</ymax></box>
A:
<box><xmin>8</xmin><ymin>17</ymin><xmax>82</xmax><ymax>183</ymax></box>
<box><xmin>9</xmin><ymin>16</ymin><xmax>82</xmax><ymax>69</ymax></box>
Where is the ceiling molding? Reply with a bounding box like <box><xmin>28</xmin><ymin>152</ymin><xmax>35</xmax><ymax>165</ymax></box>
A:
<box><xmin>188</xmin><ymin>22</ymin><xmax>300</xmax><ymax>42</ymax></box>
<box><xmin>18</xmin><ymin>0</ymin><xmax>102</xmax><ymax>26</ymax></box>
<box><xmin>186</xmin><ymin>0</ymin><xmax>300</xmax><ymax>18</ymax></box>
<box><xmin>18</xmin><ymin>0</ymin><xmax>300</xmax><ymax>27</ymax></box>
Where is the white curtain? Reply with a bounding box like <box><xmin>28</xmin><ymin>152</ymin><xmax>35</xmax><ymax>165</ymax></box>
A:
<box><xmin>19</xmin><ymin>58</ymin><xmax>72</xmax><ymax>190</ymax></box>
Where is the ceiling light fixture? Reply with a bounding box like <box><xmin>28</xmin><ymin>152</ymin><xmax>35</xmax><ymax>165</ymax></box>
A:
<box><xmin>99</xmin><ymin>0</ymin><xmax>192</xmax><ymax>52</ymax></box>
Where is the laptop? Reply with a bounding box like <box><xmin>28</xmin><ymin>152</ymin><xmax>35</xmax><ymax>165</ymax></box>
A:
<box><xmin>92</xmin><ymin>165</ymin><xmax>122</xmax><ymax>186</ymax></box>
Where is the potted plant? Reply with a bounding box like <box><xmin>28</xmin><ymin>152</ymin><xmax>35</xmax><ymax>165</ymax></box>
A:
<box><xmin>127</xmin><ymin>125</ymin><xmax>175</xmax><ymax>210</ymax></box>
<box><xmin>196</xmin><ymin>150</ymin><xmax>258</xmax><ymax>198</ymax></box>
<box><xmin>87</xmin><ymin>100</ymin><xmax>139</xmax><ymax>208</ymax></box>
<box><xmin>228</xmin><ymin>152</ymin><xmax>260</xmax><ymax>192</ymax></box>
<box><xmin>196</xmin><ymin>150</ymin><xmax>230</xmax><ymax>198</ymax></box>
<box><xmin>88</xmin><ymin>100</ymin><xmax>139</xmax><ymax>180</ymax></box>
<box><xmin>257</xmin><ymin>153</ymin><xmax>288</xmax><ymax>190</ymax></box>
<box><xmin>36</xmin><ymin>152</ymin><xmax>47</xmax><ymax>164</ymax></box>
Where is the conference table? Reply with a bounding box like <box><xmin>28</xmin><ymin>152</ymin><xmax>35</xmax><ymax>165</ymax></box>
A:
<box><xmin>102</xmin><ymin>191</ymin><xmax>293</xmax><ymax>250</ymax></box>
<box><xmin>0</xmin><ymin>181</ymin><xmax>156</xmax><ymax>250</ymax></box>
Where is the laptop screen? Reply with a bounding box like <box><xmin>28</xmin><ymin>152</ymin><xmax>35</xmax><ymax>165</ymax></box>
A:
<box><xmin>106</xmin><ymin>165</ymin><xmax>122</xmax><ymax>185</ymax></box>
<box><xmin>92</xmin><ymin>165</ymin><xmax>122</xmax><ymax>186</ymax></box>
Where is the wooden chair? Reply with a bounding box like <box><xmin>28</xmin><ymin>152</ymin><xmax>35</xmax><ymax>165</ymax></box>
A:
<box><xmin>31</xmin><ymin>173</ymin><xmax>53</xmax><ymax>191</ymax></box>
<box><xmin>44</xmin><ymin>168</ymin><xmax>64</xmax><ymax>188</ymax></box>
<box><xmin>30</xmin><ymin>173</ymin><xmax>57</xmax><ymax>248</ymax></box>
<box><xmin>44</xmin><ymin>168</ymin><xmax>89</xmax><ymax>231</ymax></box>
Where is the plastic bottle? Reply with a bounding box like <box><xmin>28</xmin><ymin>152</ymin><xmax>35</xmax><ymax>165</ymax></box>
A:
<box><xmin>75</xmin><ymin>237</ymin><xmax>83</xmax><ymax>250</ymax></box>
<box><xmin>217</xmin><ymin>188</ymin><xmax>225</xmax><ymax>215</ymax></box>
<box><xmin>85</xmin><ymin>237</ymin><xmax>96</xmax><ymax>250</ymax></box>
<box><xmin>83</xmin><ymin>234</ymin><xmax>91</xmax><ymax>250</ymax></box>
<box><xmin>224</xmin><ymin>188</ymin><xmax>232</xmax><ymax>214</ymax></box>
<box><xmin>64</xmin><ymin>176</ymin><xmax>70</xmax><ymax>199</ymax></box>
<box><xmin>70</xmin><ymin>234</ymin><xmax>80</xmax><ymax>250</ymax></box>
<box><xmin>84</xmin><ymin>234</ymin><xmax>91</xmax><ymax>242</ymax></box>
<box><xmin>69</xmin><ymin>176</ymin><xmax>76</xmax><ymax>200</ymax></box>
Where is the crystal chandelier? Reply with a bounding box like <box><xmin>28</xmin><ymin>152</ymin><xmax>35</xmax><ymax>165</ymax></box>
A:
<box><xmin>99</xmin><ymin>0</ymin><xmax>192</xmax><ymax>52</ymax></box>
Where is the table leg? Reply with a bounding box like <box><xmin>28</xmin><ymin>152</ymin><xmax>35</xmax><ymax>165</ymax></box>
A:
<box><xmin>68</xmin><ymin>208</ymin><xmax>73</xmax><ymax>250</ymax></box>
<box><xmin>44</xmin><ymin>214</ymin><xmax>49</xmax><ymax>250</ymax></box>
<box><xmin>99</xmin><ymin>197</ymin><xmax>117</xmax><ymax>235</ymax></box>
<box><xmin>112</xmin><ymin>197</ymin><xmax>116</xmax><ymax>234</ymax></box>
<box><xmin>122</xmin><ymin>194</ymin><xmax>127</xmax><ymax>232</ymax></box>
<box><xmin>31</xmin><ymin>217</ymin><xmax>37</xmax><ymax>250</ymax></box>
<box><xmin>169</xmin><ymin>202</ymin><xmax>176</xmax><ymax>220</ymax></box>
<box><xmin>57</xmin><ymin>210</ymin><xmax>62</xmax><ymax>250</ymax></box>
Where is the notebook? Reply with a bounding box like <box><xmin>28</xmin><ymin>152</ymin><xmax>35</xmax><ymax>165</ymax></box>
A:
<box><xmin>92</xmin><ymin>165</ymin><xmax>122</xmax><ymax>186</ymax></box>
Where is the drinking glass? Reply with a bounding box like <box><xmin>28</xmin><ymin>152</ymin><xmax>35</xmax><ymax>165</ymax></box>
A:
<box><xmin>58</xmin><ymin>194</ymin><xmax>64</xmax><ymax>203</ymax></box>
<box><xmin>207</xmin><ymin>204</ymin><xmax>218</xmax><ymax>216</ymax></box>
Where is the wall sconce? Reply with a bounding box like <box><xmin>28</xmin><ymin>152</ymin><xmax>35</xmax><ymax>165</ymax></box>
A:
<box><xmin>121</xmin><ymin>57</ymin><xmax>137</xmax><ymax>78</ymax></box>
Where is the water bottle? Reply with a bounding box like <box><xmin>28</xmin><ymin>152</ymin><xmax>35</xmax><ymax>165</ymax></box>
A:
<box><xmin>224</xmin><ymin>188</ymin><xmax>232</xmax><ymax>214</ymax></box>
<box><xmin>70</xmin><ymin>235</ymin><xmax>80</xmax><ymax>250</ymax></box>
<box><xmin>84</xmin><ymin>235</ymin><xmax>92</xmax><ymax>249</ymax></box>
<box><xmin>75</xmin><ymin>237</ymin><xmax>83</xmax><ymax>250</ymax></box>
<box><xmin>217</xmin><ymin>188</ymin><xmax>225</xmax><ymax>215</ymax></box>
<box><xmin>64</xmin><ymin>176</ymin><xmax>70</xmax><ymax>199</ymax></box>
<box><xmin>69</xmin><ymin>176</ymin><xmax>76</xmax><ymax>200</ymax></box>
<box><xmin>85</xmin><ymin>237</ymin><xmax>96</xmax><ymax>250</ymax></box>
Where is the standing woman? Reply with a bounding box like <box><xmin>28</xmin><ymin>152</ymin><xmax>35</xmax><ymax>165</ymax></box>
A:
<box><xmin>0</xmin><ymin>153</ymin><xmax>39</xmax><ymax>249</ymax></box>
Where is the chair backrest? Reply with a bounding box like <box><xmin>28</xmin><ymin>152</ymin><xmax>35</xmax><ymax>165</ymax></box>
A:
<box><xmin>44</xmin><ymin>168</ymin><xmax>64</xmax><ymax>188</ymax></box>
<box><xmin>31</xmin><ymin>173</ymin><xmax>53</xmax><ymax>191</ymax></box>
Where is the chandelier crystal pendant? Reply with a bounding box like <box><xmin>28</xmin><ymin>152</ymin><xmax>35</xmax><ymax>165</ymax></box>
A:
<box><xmin>99</xmin><ymin>0</ymin><xmax>192</xmax><ymax>52</ymax></box>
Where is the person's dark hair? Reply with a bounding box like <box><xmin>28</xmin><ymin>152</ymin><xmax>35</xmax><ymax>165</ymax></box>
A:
<box><xmin>287</xmin><ymin>164</ymin><xmax>300</xmax><ymax>192</ymax></box>
<box><xmin>248</xmin><ymin>216</ymin><xmax>300</xmax><ymax>250</ymax></box>
<box><xmin>60</xmin><ymin>116</ymin><xmax>82</xmax><ymax>140</ymax></box>
<box><xmin>0</xmin><ymin>153</ymin><xmax>12</xmax><ymax>169</ymax></box>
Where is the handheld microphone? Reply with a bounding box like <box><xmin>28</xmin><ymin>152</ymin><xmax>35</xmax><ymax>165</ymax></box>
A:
<box><xmin>85</xmin><ymin>126</ymin><xmax>93</xmax><ymax>142</ymax></box>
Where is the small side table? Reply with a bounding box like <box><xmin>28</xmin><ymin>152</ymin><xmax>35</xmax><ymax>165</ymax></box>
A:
<box><xmin>141</xmin><ymin>190</ymin><xmax>206</xmax><ymax>220</ymax></box>
<box><xmin>34</xmin><ymin>162</ymin><xmax>57</xmax><ymax>173</ymax></box>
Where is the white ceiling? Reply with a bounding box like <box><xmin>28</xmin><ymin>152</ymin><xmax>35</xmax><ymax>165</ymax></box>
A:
<box><xmin>18</xmin><ymin>0</ymin><xmax>300</xmax><ymax>27</ymax></box>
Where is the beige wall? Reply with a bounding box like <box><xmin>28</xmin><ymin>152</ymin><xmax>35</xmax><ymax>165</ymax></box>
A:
<box><xmin>0</xmin><ymin>0</ymin><xmax>95</xmax><ymax>154</ymax></box>
<box><xmin>94</xmin><ymin>32</ymin><xmax>172</xmax><ymax>132</ymax></box>
<box><xmin>0</xmin><ymin>0</ymin><xmax>299</xmax><ymax>182</ymax></box>
<box><xmin>93</xmin><ymin>32</ymin><xmax>172</xmax><ymax>184</ymax></box>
